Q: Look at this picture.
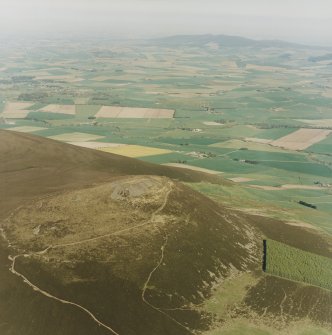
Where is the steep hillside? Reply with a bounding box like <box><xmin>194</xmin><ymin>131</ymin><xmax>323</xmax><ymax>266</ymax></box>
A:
<box><xmin>0</xmin><ymin>130</ymin><xmax>331</xmax><ymax>335</ymax></box>
<box><xmin>0</xmin><ymin>130</ymin><xmax>225</xmax><ymax>218</ymax></box>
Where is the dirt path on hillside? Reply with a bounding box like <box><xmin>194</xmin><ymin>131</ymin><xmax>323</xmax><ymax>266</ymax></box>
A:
<box><xmin>141</xmin><ymin>233</ymin><xmax>194</xmax><ymax>334</ymax></box>
<box><xmin>1</xmin><ymin>181</ymin><xmax>187</xmax><ymax>335</ymax></box>
<box><xmin>8</xmin><ymin>253</ymin><xmax>120</xmax><ymax>335</ymax></box>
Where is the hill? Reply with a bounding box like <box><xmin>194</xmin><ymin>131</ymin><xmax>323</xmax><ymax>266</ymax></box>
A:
<box><xmin>0</xmin><ymin>130</ymin><xmax>331</xmax><ymax>335</ymax></box>
<box><xmin>0</xmin><ymin>130</ymin><xmax>225</xmax><ymax>218</ymax></box>
<box><xmin>150</xmin><ymin>34</ymin><xmax>318</xmax><ymax>49</ymax></box>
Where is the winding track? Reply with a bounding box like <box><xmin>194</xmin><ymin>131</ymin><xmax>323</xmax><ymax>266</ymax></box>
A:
<box><xmin>141</xmin><ymin>234</ymin><xmax>194</xmax><ymax>334</ymax></box>
<box><xmin>1</xmin><ymin>181</ymin><xmax>191</xmax><ymax>334</ymax></box>
<box><xmin>9</xmin><ymin>254</ymin><xmax>120</xmax><ymax>335</ymax></box>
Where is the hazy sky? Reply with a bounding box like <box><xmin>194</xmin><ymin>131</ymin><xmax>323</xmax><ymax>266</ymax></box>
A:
<box><xmin>1</xmin><ymin>0</ymin><xmax>332</xmax><ymax>45</ymax></box>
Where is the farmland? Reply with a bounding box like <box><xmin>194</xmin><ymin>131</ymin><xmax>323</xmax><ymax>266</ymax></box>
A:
<box><xmin>0</xmin><ymin>35</ymin><xmax>332</xmax><ymax>335</ymax></box>
<box><xmin>0</xmin><ymin>37</ymin><xmax>331</xmax><ymax>233</ymax></box>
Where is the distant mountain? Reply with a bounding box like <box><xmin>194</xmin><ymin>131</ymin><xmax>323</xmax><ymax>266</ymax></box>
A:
<box><xmin>308</xmin><ymin>53</ymin><xmax>332</xmax><ymax>62</ymax></box>
<box><xmin>151</xmin><ymin>34</ymin><xmax>325</xmax><ymax>50</ymax></box>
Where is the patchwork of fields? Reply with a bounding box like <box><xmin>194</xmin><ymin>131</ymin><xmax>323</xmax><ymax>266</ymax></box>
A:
<box><xmin>0</xmin><ymin>38</ymin><xmax>331</xmax><ymax>233</ymax></box>
<box><xmin>1</xmin><ymin>37</ymin><xmax>332</xmax><ymax>335</ymax></box>
<box><xmin>1</xmin><ymin>102</ymin><xmax>175</xmax><ymax>119</ymax></box>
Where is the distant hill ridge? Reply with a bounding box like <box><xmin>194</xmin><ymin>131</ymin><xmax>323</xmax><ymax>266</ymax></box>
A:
<box><xmin>151</xmin><ymin>34</ymin><xmax>329</xmax><ymax>50</ymax></box>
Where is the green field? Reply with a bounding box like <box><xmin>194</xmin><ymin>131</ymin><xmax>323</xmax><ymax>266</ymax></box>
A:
<box><xmin>188</xmin><ymin>181</ymin><xmax>332</xmax><ymax>234</ymax></box>
<box><xmin>307</xmin><ymin>134</ymin><xmax>332</xmax><ymax>155</ymax></box>
<box><xmin>265</xmin><ymin>239</ymin><xmax>332</xmax><ymax>290</ymax></box>
<box><xmin>259</xmin><ymin>161</ymin><xmax>332</xmax><ymax>177</ymax></box>
<box><xmin>227</xmin><ymin>150</ymin><xmax>308</xmax><ymax>162</ymax></box>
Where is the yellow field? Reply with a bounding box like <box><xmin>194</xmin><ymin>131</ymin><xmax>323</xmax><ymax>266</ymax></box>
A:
<box><xmin>95</xmin><ymin>106</ymin><xmax>174</xmax><ymax>119</ymax></box>
<box><xmin>7</xmin><ymin>126</ymin><xmax>46</xmax><ymax>133</ymax></box>
<box><xmin>68</xmin><ymin>141</ymin><xmax>125</xmax><ymax>149</ymax></box>
<box><xmin>99</xmin><ymin>145</ymin><xmax>172</xmax><ymax>158</ymax></box>
<box><xmin>48</xmin><ymin>132</ymin><xmax>105</xmax><ymax>142</ymax></box>
<box><xmin>39</xmin><ymin>104</ymin><xmax>76</xmax><ymax>115</ymax></box>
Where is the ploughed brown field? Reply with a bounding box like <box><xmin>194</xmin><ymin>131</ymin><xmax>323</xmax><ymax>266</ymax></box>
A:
<box><xmin>271</xmin><ymin>128</ymin><xmax>332</xmax><ymax>150</ymax></box>
<box><xmin>1</xmin><ymin>101</ymin><xmax>33</xmax><ymax>119</ymax></box>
